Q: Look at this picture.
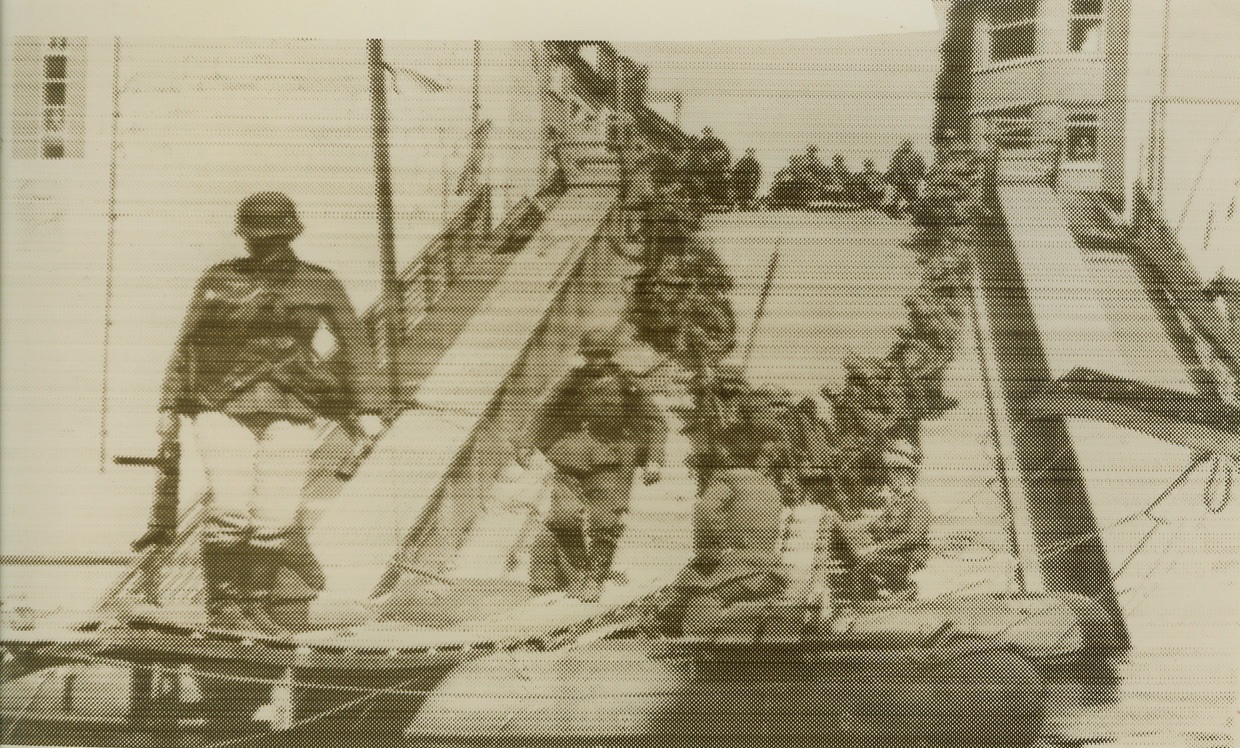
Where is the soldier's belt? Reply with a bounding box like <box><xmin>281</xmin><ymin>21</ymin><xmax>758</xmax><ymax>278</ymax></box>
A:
<box><xmin>203</xmin><ymin>349</ymin><xmax>333</xmax><ymax>406</ymax></box>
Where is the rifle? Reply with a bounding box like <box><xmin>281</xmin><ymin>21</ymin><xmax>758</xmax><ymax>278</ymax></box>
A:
<box><xmin>117</xmin><ymin>439</ymin><xmax>181</xmax><ymax>553</ymax></box>
<box><xmin>333</xmin><ymin>433</ymin><xmax>377</xmax><ymax>480</ymax></box>
<box><xmin>116</xmin><ymin>439</ymin><xmax>181</xmax><ymax>605</ymax></box>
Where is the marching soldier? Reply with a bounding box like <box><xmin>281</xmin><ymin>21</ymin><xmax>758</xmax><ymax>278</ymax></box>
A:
<box><xmin>684</xmin><ymin>364</ymin><xmax>750</xmax><ymax>492</ymax></box>
<box><xmin>789</xmin><ymin>395</ymin><xmax>840</xmax><ymax>510</ymax></box>
<box><xmin>857</xmin><ymin>159</ymin><xmax>886</xmax><ymax>208</ymax></box>
<box><xmin>518</xmin><ymin>327</ymin><xmax>668</xmax><ymax>602</ymax></box>
<box><xmin>793</xmin><ymin>145</ymin><xmax>831</xmax><ymax>199</ymax></box>
<box><xmin>681</xmin><ymin>135</ymin><xmax>706</xmax><ymax>204</ymax></box>
<box><xmin>156</xmin><ymin>192</ymin><xmax>385</xmax><ymax>635</ymax></box>
<box><xmin>914</xmin><ymin>129</ymin><xmax>984</xmax><ymax>243</ymax></box>
<box><xmin>830</xmin><ymin>154</ymin><xmax>852</xmax><ymax>190</ymax></box>
<box><xmin>748</xmin><ymin>385</ymin><xmax>803</xmax><ymax>505</ymax></box>
<box><xmin>691</xmin><ymin>128</ymin><xmax>730</xmax><ymax>208</ymax></box>
<box><xmin>674</xmin><ymin>284</ymin><xmax>737</xmax><ymax>371</ymax></box>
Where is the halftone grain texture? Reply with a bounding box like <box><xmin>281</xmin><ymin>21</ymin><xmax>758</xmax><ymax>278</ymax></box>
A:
<box><xmin>2</xmin><ymin>24</ymin><xmax>1238</xmax><ymax>748</ymax></box>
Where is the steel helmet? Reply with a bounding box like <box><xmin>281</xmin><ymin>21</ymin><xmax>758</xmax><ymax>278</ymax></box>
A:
<box><xmin>236</xmin><ymin>191</ymin><xmax>304</xmax><ymax>240</ymax></box>
<box><xmin>578</xmin><ymin>325</ymin><xmax>620</xmax><ymax>356</ymax></box>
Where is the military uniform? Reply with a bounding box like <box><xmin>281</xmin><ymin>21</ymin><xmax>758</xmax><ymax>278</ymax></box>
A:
<box><xmin>160</xmin><ymin>251</ymin><xmax>382</xmax><ymax>423</ymax></box>
<box><xmin>730</xmin><ymin>152</ymin><xmax>762</xmax><ymax>210</ymax></box>
<box><xmin>684</xmin><ymin>365</ymin><xmax>749</xmax><ymax>491</ymax></box>
<box><xmin>697</xmin><ymin>130</ymin><xmax>731</xmax><ymax>207</ymax></box>
<box><xmin>829</xmin><ymin>439</ymin><xmax>931</xmax><ymax>600</ymax></box>
<box><xmin>887</xmin><ymin>141</ymin><xmax>926</xmax><ymax>217</ymax></box>
<box><xmin>673</xmin><ymin>286</ymin><xmax>737</xmax><ymax>371</ymax></box>
<box><xmin>780</xmin><ymin>395</ymin><xmax>838</xmax><ymax>509</ymax></box>
<box><xmin>658</xmin><ymin>467</ymin><xmax>788</xmax><ymax>638</ymax></box>
<box><xmin>915</xmin><ymin>137</ymin><xmax>983</xmax><ymax>234</ymax></box>
<box><xmin>858</xmin><ymin>161</ymin><xmax>886</xmax><ymax>207</ymax></box>
<box><xmin>523</xmin><ymin>331</ymin><xmax>668</xmax><ymax>601</ymax></box>
<box><xmin>159</xmin><ymin>192</ymin><xmax>383</xmax><ymax>634</ymax></box>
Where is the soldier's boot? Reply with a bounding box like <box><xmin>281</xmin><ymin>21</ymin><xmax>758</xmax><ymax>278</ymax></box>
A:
<box><xmin>244</xmin><ymin>542</ymin><xmax>291</xmax><ymax>639</ymax></box>
<box><xmin>551</xmin><ymin>528</ymin><xmax>591</xmax><ymax>601</ymax></box>
<box><xmin>579</xmin><ymin>537</ymin><xmax>619</xmax><ymax>604</ymax></box>
<box><xmin>528</xmin><ymin>526</ymin><xmax>567</xmax><ymax>595</ymax></box>
<box><xmin>200</xmin><ymin>539</ymin><xmax>250</xmax><ymax>632</ymax></box>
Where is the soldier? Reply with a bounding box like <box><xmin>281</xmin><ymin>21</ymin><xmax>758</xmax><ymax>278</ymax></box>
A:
<box><xmin>790</xmin><ymin>396</ymin><xmax>840</xmax><ymax>510</ymax></box>
<box><xmin>629</xmin><ymin>260</ymin><xmax>689</xmax><ymax>355</ymax></box>
<box><xmin>518</xmin><ymin>327</ymin><xmax>668</xmax><ymax>602</ymax></box>
<box><xmin>857</xmin><ymin>159</ymin><xmax>886</xmax><ymax>208</ymax></box>
<box><xmin>831</xmin><ymin>439</ymin><xmax>932</xmax><ymax>600</ymax></box>
<box><xmin>684</xmin><ymin>364</ymin><xmax>750</xmax><ymax>492</ymax></box>
<box><xmin>673</xmin><ymin>284</ymin><xmax>737</xmax><ymax>372</ymax></box>
<box><xmin>730</xmin><ymin>148</ymin><xmax>762</xmax><ymax>211</ymax></box>
<box><xmin>655</xmin><ymin>437</ymin><xmax>788</xmax><ymax>638</ymax></box>
<box><xmin>647</xmin><ymin>149</ymin><xmax>680</xmax><ymax>197</ymax></box>
<box><xmin>792</xmin><ymin>145</ymin><xmax>832</xmax><ymax>199</ymax></box>
<box><xmin>887</xmin><ymin>139</ymin><xmax>926</xmax><ymax>218</ymax></box>
<box><xmin>698</xmin><ymin>127</ymin><xmax>732</xmax><ymax>207</ymax></box>
<box><xmin>915</xmin><ymin>129</ymin><xmax>983</xmax><ymax>239</ymax></box>
<box><xmin>156</xmin><ymin>192</ymin><xmax>385</xmax><ymax>635</ymax></box>
<box><xmin>889</xmin><ymin>333</ymin><xmax>958</xmax><ymax>421</ymax></box>
<box><xmin>676</xmin><ymin>237</ymin><xmax>733</xmax><ymax>296</ymax></box>
<box><xmin>748</xmin><ymin>384</ymin><xmax>803</xmax><ymax>505</ymax></box>
<box><xmin>641</xmin><ymin>199</ymin><xmax>694</xmax><ymax>272</ymax></box>
<box><xmin>681</xmin><ymin>135</ymin><xmax>706</xmax><ymax>204</ymax></box>
<box><xmin>830</xmin><ymin>154</ymin><xmax>852</xmax><ymax>190</ymax></box>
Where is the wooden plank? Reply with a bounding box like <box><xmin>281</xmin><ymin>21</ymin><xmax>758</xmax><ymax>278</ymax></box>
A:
<box><xmin>414</xmin><ymin>186</ymin><xmax>619</xmax><ymax>414</ymax></box>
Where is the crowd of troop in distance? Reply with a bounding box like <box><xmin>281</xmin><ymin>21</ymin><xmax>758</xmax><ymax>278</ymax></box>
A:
<box><xmin>585</xmin><ymin>128</ymin><xmax>956</xmax><ymax>638</ymax></box>
<box><xmin>629</xmin><ymin>127</ymin><xmax>928</xmax><ymax>217</ymax></box>
<box><xmin>767</xmin><ymin>140</ymin><xmax>926</xmax><ymax>215</ymax></box>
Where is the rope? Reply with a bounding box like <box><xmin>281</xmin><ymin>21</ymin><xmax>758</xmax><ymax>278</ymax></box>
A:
<box><xmin>16</xmin><ymin>200</ymin><xmax>1238</xmax><ymax>741</ymax></box>
<box><xmin>1204</xmin><ymin>453</ymin><xmax>1234</xmax><ymax>513</ymax></box>
<box><xmin>4</xmin><ymin>449</ymin><xmax>1213</xmax><ymax>748</ymax></box>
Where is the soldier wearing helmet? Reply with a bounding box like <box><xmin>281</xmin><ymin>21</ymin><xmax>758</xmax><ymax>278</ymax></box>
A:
<box><xmin>153</xmin><ymin>192</ymin><xmax>384</xmax><ymax>635</ymax></box>
<box><xmin>886</xmin><ymin>139</ymin><xmax>926</xmax><ymax>218</ymax></box>
<box><xmin>684</xmin><ymin>364</ymin><xmax>750</xmax><ymax>491</ymax></box>
<box><xmin>729</xmin><ymin>148</ymin><xmax>762</xmax><ymax>211</ymax></box>
<box><xmin>655</xmin><ymin>454</ymin><xmax>788</xmax><ymax>638</ymax></box>
<box><xmin>830</xmin><ymin>437</ymin><xmax>931</xmax><ymax>600</ymax></box>
<box><xmin>517</xmin><ymin>325</ymin><xmax>668</xmax><ymax>602</ymax></box>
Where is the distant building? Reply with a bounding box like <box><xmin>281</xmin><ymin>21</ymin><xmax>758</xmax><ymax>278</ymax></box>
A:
<box><xmin>934</xmin><ymin>0</ymin><xmax>1240</xmax><ymax>383</ymax></box>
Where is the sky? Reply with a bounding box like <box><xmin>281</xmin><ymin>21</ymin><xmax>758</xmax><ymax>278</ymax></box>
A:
<box><xmin>618</xmin><ymin>7</ymin><xmax>947</xmax><ymax>190</ymax></box>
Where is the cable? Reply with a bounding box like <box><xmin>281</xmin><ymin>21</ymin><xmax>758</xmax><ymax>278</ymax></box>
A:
<box><xmin>201</xmin><ymin>672</ymin><xmax>428</xmax><ymax>748</ymax></box>
<box><xmin>1204</xmin><ymin>453</ymin><xmax>1234</xmax><ymax>514</ymax></box>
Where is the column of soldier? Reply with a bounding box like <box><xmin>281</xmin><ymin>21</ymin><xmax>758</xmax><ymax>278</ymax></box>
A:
<box><xmin>625</xmin><ymin>150</ymin><xmax>738</xmax><ymax>373</ymax></box>
<box><xmin>650</xmin><ymin>142</ymin><xmax>986</xmax><ymax>635</ymax></box>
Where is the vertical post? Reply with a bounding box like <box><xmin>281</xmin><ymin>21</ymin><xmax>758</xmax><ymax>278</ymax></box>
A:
<box><xmin>1152</xmin><ymin>0</ymin><xmax>1172</xmax><ymax>212</ymax></box>
<box><xmin>100</xmin><ymin>37</ymin><xmax>122</xmax><ymax>471</ymax></box>
<box><xmin>615</xmin><ymin>58</ymin><xmax>628</xmax><ymax>204</ymax></box>
<box><xmin>471</xmin><ymin>40</ymin><xmax>481</xmax><ymax>132</ymax></box>
<box><xmin>367</xmin><ymin>39</ymin><xmax>403</xmax><ymax>409</ymax></box>
<box><xmin>967</xmin><ymin>255</ymin><xmax>1044</xmax><ymax>594</ymax></box>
